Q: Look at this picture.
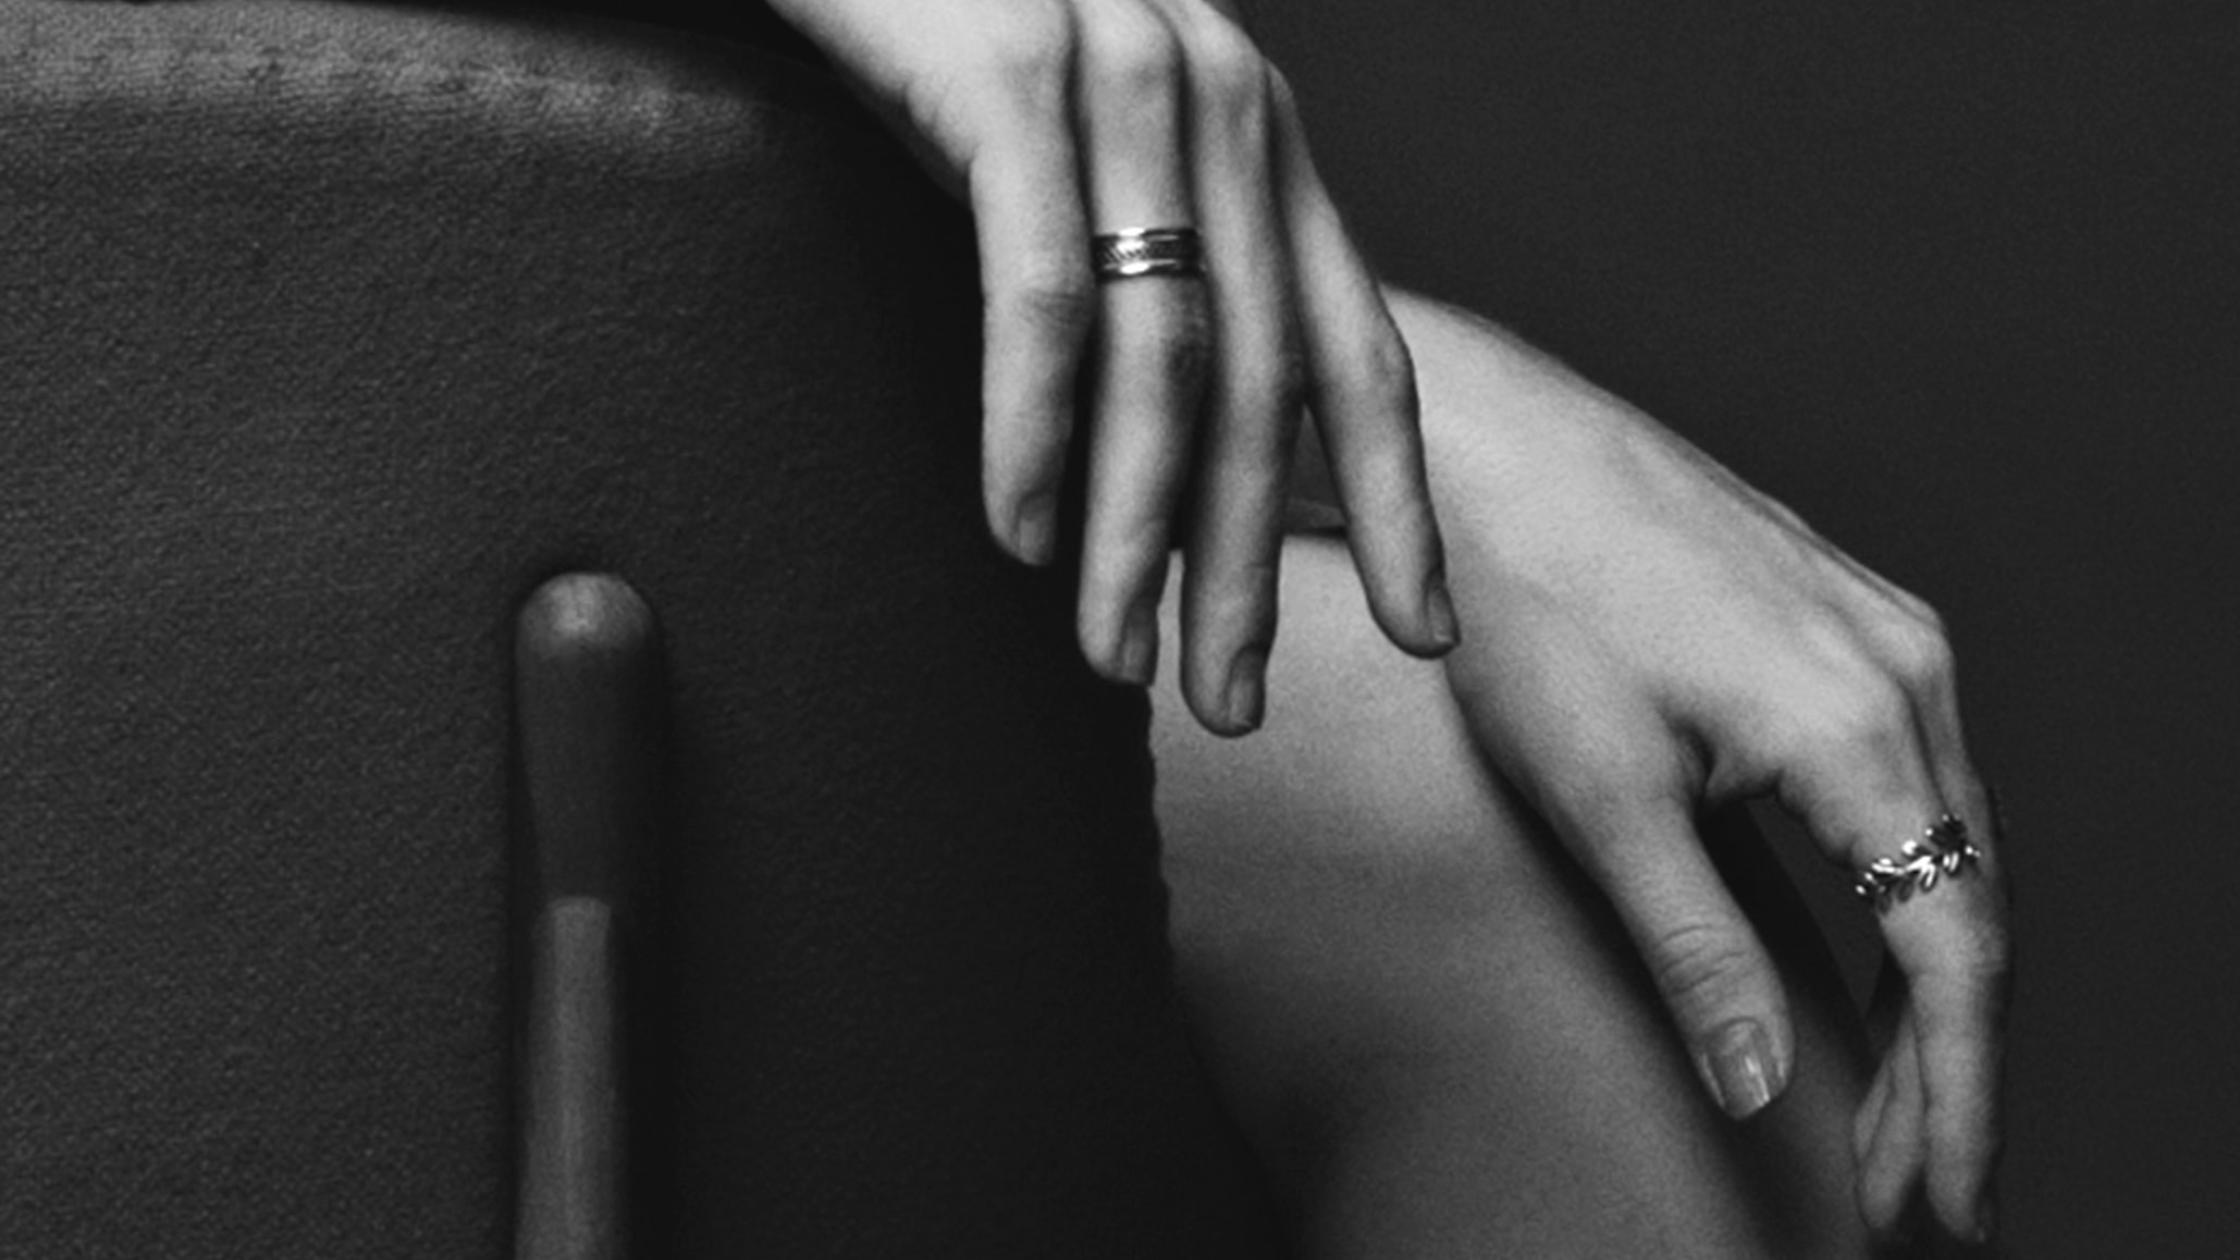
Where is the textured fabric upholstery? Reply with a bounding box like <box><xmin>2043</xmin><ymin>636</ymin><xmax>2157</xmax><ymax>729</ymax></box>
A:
<box><xmin>0</xmin><ymin>2</ymin><xmax>1279</xmax><ymax>1254</ymax></box>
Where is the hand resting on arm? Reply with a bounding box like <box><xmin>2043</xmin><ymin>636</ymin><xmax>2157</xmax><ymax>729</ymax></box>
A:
<box><xmin>1279</xmin><ymin>292</ymin><xmax>2012</xmax><ymax>1245</ymax></box>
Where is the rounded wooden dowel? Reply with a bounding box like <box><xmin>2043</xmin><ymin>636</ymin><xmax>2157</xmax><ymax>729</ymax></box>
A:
<box><xmin>513</xmin><ymin>573</ymin><xmax>661</xmax><ymax>1260</ymax></box>
<box><xmin>516</xmin><ymin>573</ymin><xmax>661</xmax><ymax>909</ymax></box>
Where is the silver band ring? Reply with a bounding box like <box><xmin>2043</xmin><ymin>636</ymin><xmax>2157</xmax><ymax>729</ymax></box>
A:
<box><xmin>1092</xmin><ymin>227</ymin><xmax>1205</xmax><ymax>281</ymax></box>
<box><xmin>1854</xmin><ymin>814</ymin><xmax>1984</xmax><ymax>911</ymax></box>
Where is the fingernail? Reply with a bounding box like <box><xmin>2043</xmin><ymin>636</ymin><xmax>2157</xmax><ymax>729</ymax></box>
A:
<box><xmin>1115</xmin><ymin>601</ymin><xmax>1158</xmax><ymax>686</ymax></box>
<box><xmin>1223</xmin><ymin>648</ymin><xmax>1267</xmax><ymax>733</ymax></box>
<box><xmin>1424</xmin><ymin>575</ymin><xmax>1460</xmax><ymax>651</ymax></box>
<box><xmin>1011</xmin><ymin>490</ymin><xmax>1057</xmax><ymax>566</ymax></box>
<box><xmin>1695</xmin><ymin>1018</ymin><xmax>1782</xmax><ymax>1119</ymax></box>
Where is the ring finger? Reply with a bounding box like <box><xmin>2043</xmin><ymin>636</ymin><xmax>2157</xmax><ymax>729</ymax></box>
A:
<box><xmin>1905</xmin><ymin>673</ymin><xmax>2009</xmax><ymax>1243</ymax></box>
<box><xmin>1153</xmin><ymin>0</ymin><xmax>1305</xmax><ymax>736</ymax></box>
<box><xmin>1070</xmin><ymin>0</ymin><xmax>1214</xmax><ymax>686</ymax></box>
<box><xmin>1778</xmin><ymin>705</ymin><xmax>2001</xmax><ymax>1242</ymax></box>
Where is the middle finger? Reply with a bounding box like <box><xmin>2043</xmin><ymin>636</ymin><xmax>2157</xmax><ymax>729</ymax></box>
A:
<box><xmin>1155</xmin><ymin>0</ymin><xmax>1304</xmax><ymax>737</ymax></box>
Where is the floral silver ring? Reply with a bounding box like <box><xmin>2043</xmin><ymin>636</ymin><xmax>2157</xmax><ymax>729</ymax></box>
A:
<box><xmin>1854</xmin><ymin>814</ymin><xmax>1984</xmax><ymax>912</ymax></box>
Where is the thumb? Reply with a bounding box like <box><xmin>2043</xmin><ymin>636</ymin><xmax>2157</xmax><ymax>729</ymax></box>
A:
<box><xmin>1571</xmin><ymin>795</ymin><xmax>1797</xmax><ymax>1119</ymax></box>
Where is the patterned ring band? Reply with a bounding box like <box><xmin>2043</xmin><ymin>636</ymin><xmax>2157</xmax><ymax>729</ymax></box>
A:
<box><xmin>1091</xmin><ymin>227</ymin><xmax>1205</xmax><ymax>281</ymax></box>
<box><xmin>1854</xmin><ymin>814</ymin><xmax>1984</xmax><ymax>912</ymax></box>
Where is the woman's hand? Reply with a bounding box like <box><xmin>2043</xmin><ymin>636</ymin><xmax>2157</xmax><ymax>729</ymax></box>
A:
<box><xmin>1392</xmin><ymin>292</ymin><xmax>2010</xmax><ymax>1245</ymax></box>
<box><xmin>766</xmin><ymin>0</ymin><xmax>1456</xmax><ymax>733</ymax></box>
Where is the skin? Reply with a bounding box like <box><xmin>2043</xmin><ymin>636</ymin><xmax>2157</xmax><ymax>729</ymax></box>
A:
<box><xmin>1391</xmin><ymin>293</ymin><xmax>2008</xmax><ymax>1244</ymax></box>
<box><xmin>1156</xmin><ymin>536</ymin><xmax>1884</xmax><ymax>1258</ymax></box>
<box><xmin>760</xmin><ymin>2</ymin><xmax>2010</xmax><ymax>1245</ymax></box>
<box><xmin>765</xmin><ymin>0</ymin><xmax>1457</xmax><ymax>735</ymax></box>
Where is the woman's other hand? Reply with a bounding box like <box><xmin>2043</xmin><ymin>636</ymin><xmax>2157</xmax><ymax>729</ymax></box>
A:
<box><xmin>766</xmin><ymin>0</ymin><xmax>1455</xmax><ymax>733</ymax></box>
<box><xmin>1393</xmin><ymin>292</ymin><xmax>2010</xmax><ymax>1246</ymax></box>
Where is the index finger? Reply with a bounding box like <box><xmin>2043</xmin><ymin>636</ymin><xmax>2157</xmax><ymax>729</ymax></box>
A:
<box><xmin>1266</xmin><ymin>73</ymin><xmax>1455</xmax><ymax>658</ymax></box>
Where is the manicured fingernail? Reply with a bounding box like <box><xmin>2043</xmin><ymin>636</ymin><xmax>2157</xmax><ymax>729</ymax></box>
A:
<box><xmin>1115</xmin><ymin>601</ymin><xmax>1158</xmax><ymax>686</ymax></box>
<box><xmin>1696</xmin><ymin>1018</ymin><xmax>1782</xmax><ymax>1118</ymax></box>
<box><xmin>1223</xmin><ymin>648</ymin><xmax>1267</xmax><ymax>733</ymax></box>
<box><xmin>1424</xmin><ymin>575</ymin><xmax>1460</xmax><ymax>651</ymax></box>
<box><xmin>1011</xmin><ymin>490</ymin><xmax>1057</xmax><ymax>566</ymax></box>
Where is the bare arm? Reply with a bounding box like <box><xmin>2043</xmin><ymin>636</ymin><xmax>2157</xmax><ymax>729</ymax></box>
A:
<box><xmin>1153</xmin><ymin>537</ymin><xmax>1883</xmax><ymax>1258</ymax></box>
<box><xmin>1268</xmin><ymin>290</ymin><xmax>2008</xmax><ymax>1243</ymax></box>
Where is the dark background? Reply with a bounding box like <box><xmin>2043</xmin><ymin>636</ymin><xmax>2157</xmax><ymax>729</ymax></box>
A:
<box><xmin>1250</xmin><ymin>2</ymin><xmax>2240</xmax><ymax>1257</ymax></box>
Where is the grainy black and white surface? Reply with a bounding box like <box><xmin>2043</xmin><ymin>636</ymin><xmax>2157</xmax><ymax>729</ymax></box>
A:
<box><xmin>5</xmin><ymin>0</ymin><xmax>2233</xmax><ymax>1256</ymax></box>
<box><xmin>0</xmin><ymin>3</ymin><xmax>1280</xmax><ymax>1254</ymax></box>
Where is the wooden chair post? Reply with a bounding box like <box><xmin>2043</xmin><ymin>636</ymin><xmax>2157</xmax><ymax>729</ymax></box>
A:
<box><xmin>512</xmin><ymin>574</ymin><xmax>661</xmax><ymax>1260</ymax></box>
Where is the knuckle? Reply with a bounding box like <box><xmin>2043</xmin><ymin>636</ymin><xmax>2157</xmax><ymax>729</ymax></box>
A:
<box><xmin>1078</xmin><ymin>4</ymin><xmax>1181</xmax><ymax>97</ymax></box>
<box><xmin>1560</xmin><ymin>773</ymin><xmax>1693</xmax><ymax>864</ymax></box>
<box><xmin>1262</xmin><ymin>61</ymin><xmax>1301</xmax><ymax>116</ymax></box>
<box><xmin>1191</xmin><ymin>15</ymin><xmax>1265</xmax><ymax>82</ymax></box>
<box><xmin>1874</xmin><ymin>595</ymin><xmax>1955</xmax><ymax>685</ymax></box>
<box><xmin>1782</xmin><ymin>667</ymin><xmax>1914</xmax><ymax>757</ymax></box>
<box><xmin>995</xmin><ymin>260</ymin><xmax>1097</xmax><ymax>345</ymax></box>
<box><xmin>1838</xmin><ymin>675</ymin><xmax>1915</xmax><ymax>744</ymax></box>
<box><xmin>1188</xmin><ymin>22</ymin><xmax>1273</xmax><ymax>128</ymax></box>
<box><xmin>1352</xmin><ymin>322</ymin><xmax>1420</xmax><ymax>417</ymax></box>
<box><xmin>1812</xmin><ymin>692</ymin><xmax>1906</xmax><ymax>760</ymax></box>
<box><xmin>975</xmin><ymin>3</ymin><xmax>1076</xmax><ymax>102</ymax></box>
<box><xmin>1884</xmin><ymin>614</ymin><xmax>1957</xmax><ymax>692</ymax></box>
<box><xmin>1645</xmin><ymin>919</ymin><xmax>1762</xmax><ymax>1017</ymax></box>
<box><xmin>1194</xmin><ymin>548</ymin><xmax>1281</xmax><ymax>628</ymax></box>
<box><xmin>1887</xmin><ymin>582</ymin><xmax>1943</xmax><ymax>630</ymax></box>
